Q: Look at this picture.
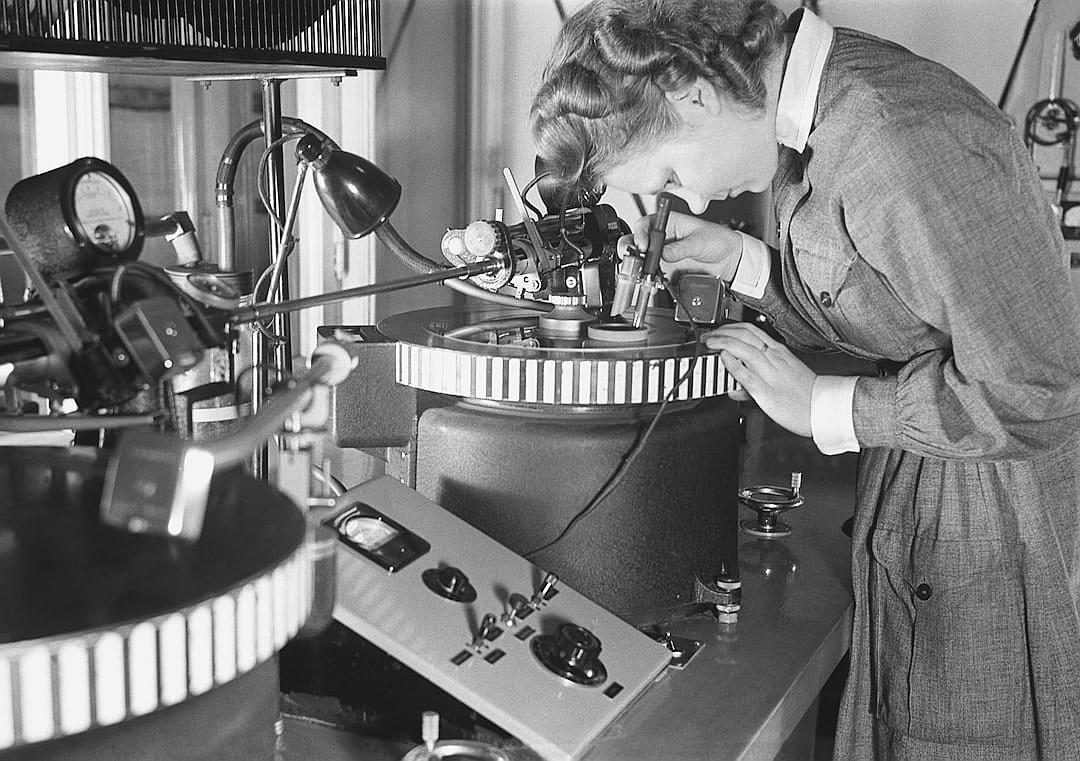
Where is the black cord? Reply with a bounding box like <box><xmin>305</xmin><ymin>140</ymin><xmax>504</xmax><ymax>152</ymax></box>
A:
<box><xmin>523</xmin><ymin>332</ymin><xmax>704</xmax><ymax>559</ymax></box>
<box><xmin>523</xmin><ymin>274</ymin><xmax>706</xmax><ymax>559</ymax></box>
<box><xmin>999</xmin><ymin>0</ymin><xmax>1041</xmax><ymax>110</ymax></box>
<box><xmin>521</xmin><ymin>172</ymin><xmax>547</xmax><ymax>219</ymax></box>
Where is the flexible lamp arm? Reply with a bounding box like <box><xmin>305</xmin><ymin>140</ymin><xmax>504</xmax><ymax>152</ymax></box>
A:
<box><xmin>214</xmin><ymin>117</ymin><xmax>335</xmax><ymax>270</ymax></box>
<box><xmin>373</xmin><ymin>222</ymin><xmax>552</xmax><ymax>312</ymax></box>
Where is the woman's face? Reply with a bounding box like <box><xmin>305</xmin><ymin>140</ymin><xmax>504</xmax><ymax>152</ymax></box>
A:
<box><xmin>603</xmin><ymin>93</ymin><xmax>780</xmax><ymax>215</ymax></box>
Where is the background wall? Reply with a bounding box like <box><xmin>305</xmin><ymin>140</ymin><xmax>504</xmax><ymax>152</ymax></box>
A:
<box><xmin>490</xmin><ymin>0</ymin><xmax>1079</xmax><ymax>228</ymax></box>
<box><xmin>370</xmin><ymin>0</ymin><xmax>471</xmax><ymax>320</ymax></box>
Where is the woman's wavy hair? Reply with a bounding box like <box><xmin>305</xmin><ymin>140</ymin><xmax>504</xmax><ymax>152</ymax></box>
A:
<box><xmin>531</xmin><ymin>0</ymin><xmax>786</xmax><ymax>200</ymax></box>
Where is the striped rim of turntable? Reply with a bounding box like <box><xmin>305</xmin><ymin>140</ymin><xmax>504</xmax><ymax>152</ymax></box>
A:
<box><xmin>380</xmin><ymin>307</ymin><xmax>737</xmax><ymax>406</ymax></box>
<box><xmin>396</xmin><ymin>344</ymin><xmax>736</xmax><ymax>405</ymax></box>
<box><xmin>0</xmin><ymin>541</ymin><xmax>312</xmax><ymax>751</ymax></box>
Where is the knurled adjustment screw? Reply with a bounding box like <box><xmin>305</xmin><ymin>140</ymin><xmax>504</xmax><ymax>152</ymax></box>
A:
<box><xmin>739</xmin><ymin>472</ymin><xmax>805</xmax><ymax>538</ymax></box>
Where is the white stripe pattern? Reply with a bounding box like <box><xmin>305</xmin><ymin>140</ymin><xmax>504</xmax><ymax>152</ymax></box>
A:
<box><xmin>0</xmin><ymin>543</ymin><xmax>311</xmax><ymax>751</ymax></box>
<box><xmin>395</xmin><ymin>344</ymin><xmax>733</xmax><ymax>406</ymax></box>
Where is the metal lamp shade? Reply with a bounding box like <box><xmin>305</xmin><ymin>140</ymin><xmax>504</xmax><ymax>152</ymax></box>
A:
<box><xmin>306</xmin><ymin>140</ymin><xmax>401</xmax><ymax>239</ymax></box>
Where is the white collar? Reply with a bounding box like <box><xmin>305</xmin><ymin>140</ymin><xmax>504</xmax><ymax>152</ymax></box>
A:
<box><xmin>775</xmin><ymin>9</ymin><xmax>834</xmax><ymax>152</ymax></box>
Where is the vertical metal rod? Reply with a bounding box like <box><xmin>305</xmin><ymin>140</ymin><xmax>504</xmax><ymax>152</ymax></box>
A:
<box><xmin>248</xmin><ymin>77</ymin><xmax>293</xmax><ymax>479</ymax></box>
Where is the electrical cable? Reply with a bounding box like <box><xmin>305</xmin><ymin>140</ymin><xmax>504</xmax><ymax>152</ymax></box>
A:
<box><xmin>248</xmin><ymin>265</ymin><xmax>289</xmax><ymax>344</ymax></box>
<box><xmin>257</xmin><ymin>133</ymin><xmax>306</xmax><ymax>231</ymax></box>
<box><xmin>521</xmin><ymin>172</ymin><xmax>547</xmax><ymax>219</ymax></box>
<box><xmin>999</xmin><ymin>0</ymin><xmax>1041</xmax><ymax>111</ymax></box>
<box><xmin>523</xmin><ymin>332</ymin><xmax>704</xmax><ymax>559</ymax></box>
<box><xmin>524</xmin><ymin>273</ymin><xmax>709</xmax><ymax>559</ymax></box>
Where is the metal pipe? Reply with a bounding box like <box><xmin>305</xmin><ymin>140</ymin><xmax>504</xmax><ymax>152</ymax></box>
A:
<box><xmin>0</xmin><ymin>413</ymin><xmax>160</xmax><ymax>432</ymax></box>
<box><xmin>211</xmin><ymin>109</ymin><xmax>333</xmax><ymax>481</ymax></box>
<box><xmin>260</xmin><ymin>77</ymin><xmax>292</xmax><ymax>380</ymax></box>
<box><xmin>214</xmin><ymin>117</ymin><xmax>333</xmax><ymax>271</ymax></box>
<box><xmin>201</xmin><ymin>350</ymin><xmax>342</xmax><ymax>469</ymax></box>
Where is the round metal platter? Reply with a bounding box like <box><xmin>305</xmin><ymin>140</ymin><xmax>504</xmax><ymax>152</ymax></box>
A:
<box><xmin>379</xmin><ymin>306</ymin><xmax>736</xmax><ymax>406</ymax></box>
<box><xmin>0</xmin><ymin>447</ymin><xmax>311</xmax><ymax>751</ymax></box>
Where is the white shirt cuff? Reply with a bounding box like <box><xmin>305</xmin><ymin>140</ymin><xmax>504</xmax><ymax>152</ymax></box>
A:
<box><xmin>728</xmin><ymin>231</ymin><xmax>770</xmax><ymax>299</ymax></box>
<box><xmin>810</xmin><ymin>375</ymin><xmax>860</xmax><ymax>455</ymax></box>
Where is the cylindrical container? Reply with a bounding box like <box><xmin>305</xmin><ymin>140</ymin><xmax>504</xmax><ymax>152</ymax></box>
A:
<box><xmin>413</xmin><ymin>396</ymin><xmax>740</xmax><ymax>618</ymax></box>
<box><xmin>355</xmin><ymin>305</ymin><xmax>744</xmax><ymax>620</ymax></box>
<box><xmin>166</xmin><ymin>265</ymin><xmax>254</xmax><ymax>440</ymax></box>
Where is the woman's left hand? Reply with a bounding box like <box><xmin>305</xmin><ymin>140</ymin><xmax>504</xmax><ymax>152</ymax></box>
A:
<box><xmin>704</xmin><ymin>322</ymin><xmax>816</xmax><ymax>438</ymax></box>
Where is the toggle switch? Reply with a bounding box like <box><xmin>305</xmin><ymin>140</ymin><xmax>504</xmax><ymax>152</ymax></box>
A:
<box><xmin>471</xmin><ymin>613</ymin><xmax>498</xmax><ymax>651</ymax></box>
<box><xmin>502</xmin><ymin>593</ymin><xmax>531</xmax><ymax>627</ymax></box>
<box><xmin>530</xmin><ymin>572</ymin><xmax>559</xmax><ymax>610</ymax></box>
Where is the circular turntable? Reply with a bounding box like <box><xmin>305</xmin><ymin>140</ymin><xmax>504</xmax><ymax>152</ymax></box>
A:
<box><xmin>364</xmin><ymin>305</ymin><xmax>743</xmax><ymax>618</ymax></box>
<box><xmin>379</xmin><ymin>305</ymin><xmax>735</xmax><ymax>406</ymax></box>
<box><xmin>0</xmin><ymin>447</ymin><xmax>311</xmax><ymax>757</ymax></box>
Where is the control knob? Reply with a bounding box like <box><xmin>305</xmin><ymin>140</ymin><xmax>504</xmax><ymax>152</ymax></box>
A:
<box><xmin>531</xmin><ymin>623</ymin><xmax>607</xmax><ymax>686</ymax></box>
<box><xmin>422</xmin><ymin>565</ymin><xmax>477</xmax><ymax>602</ymax></box>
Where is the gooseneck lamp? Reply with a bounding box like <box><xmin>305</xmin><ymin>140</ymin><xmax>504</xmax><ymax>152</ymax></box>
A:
<box><xmin>295</xmin><ymin>134</ymin><xmax>401</xmax><ymax>239</ymax></box>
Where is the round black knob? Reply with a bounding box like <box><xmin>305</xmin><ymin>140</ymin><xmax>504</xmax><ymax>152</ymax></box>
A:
<box><xmin>421</xmin><ymin>565</ymin><xmax>477</xmax><ymax>602</ymax></box>
<box><xmin>915</xmin><ymin>583</ymin><xmax>933</xmax><ymax>601</ymax></box>
<box><xmin>531</xmin><ymin>623</ymin><xmax>607</xmax><ymax>686</ymax></box>
<box><xmin>557</xmin><ymin>623</ymin><xmax>601</xmax><ymax>669</ymax></box>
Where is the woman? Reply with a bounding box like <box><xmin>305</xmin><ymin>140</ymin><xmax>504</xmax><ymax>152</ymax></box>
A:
<box><xmin>531</xmin><ymin>2</ymin><xmax>1080</xmax><ymax>759</ymax></box>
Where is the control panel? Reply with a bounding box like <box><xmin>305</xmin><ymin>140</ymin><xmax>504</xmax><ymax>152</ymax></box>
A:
<box><xmin>328</xmin><ymin>476</ymin><xmax>673</xmax><ymax>761</ymax></box>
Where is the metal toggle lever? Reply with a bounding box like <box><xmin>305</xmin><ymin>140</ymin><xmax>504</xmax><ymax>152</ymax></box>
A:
<box><xmin>471</xmin><ymin>613</ymin><xmax>498</xmax><ymax>651</ymax></box>
<box><xmin>530</xmin><ymin>572</ymin><xmax>559</xmax><ymax>610</ymax></box>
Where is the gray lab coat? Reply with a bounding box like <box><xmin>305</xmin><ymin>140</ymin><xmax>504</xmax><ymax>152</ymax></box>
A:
<box><xmin>738</xmin><ymin>27</ymin><xmax>1080</xmax><ymax>761</ymax></box>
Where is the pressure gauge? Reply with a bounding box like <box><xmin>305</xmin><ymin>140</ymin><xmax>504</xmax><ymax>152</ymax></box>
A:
<box><xmin>4</xmin><ymin>156</ymin><xmax>145</xmax><ymax>283</ymax></box>
<box><xmin>72</xmin><ymin>168</ymin><xmax>139</xmax><ymax>254</ymax></box>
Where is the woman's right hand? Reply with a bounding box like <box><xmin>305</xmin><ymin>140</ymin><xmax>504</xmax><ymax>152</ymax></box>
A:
<box><xmin>628</xmin><ymin>211</ymin><xmax>743</xmax><ymax>282</ymax></box>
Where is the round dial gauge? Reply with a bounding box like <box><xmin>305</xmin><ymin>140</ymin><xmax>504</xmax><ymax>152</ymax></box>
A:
<box><xmin>72</xmin><ymin>170</ymin><xmax>138</xmax><ymax>254</ymax></box>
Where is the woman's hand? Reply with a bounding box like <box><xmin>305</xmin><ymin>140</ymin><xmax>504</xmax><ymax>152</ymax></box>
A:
<box><xmin>628</xmin><ymin>211</ymin><xmax>743</xmax><ymax>281</ymax></box>
<box><xmin>704</xmin><ymin>322</ymin><xmax>816</xmax><ymax>438</ymax></box>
